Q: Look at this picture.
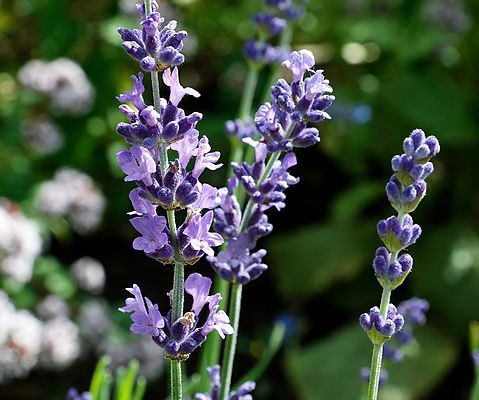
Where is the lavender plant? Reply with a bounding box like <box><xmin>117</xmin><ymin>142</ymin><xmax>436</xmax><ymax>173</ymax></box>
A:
<box><xmin>359</xmin><ymin>129</ymin><xmax>440</xmax><ymax>400</ymax></box>
<box><xmin>116</xmin><ymin>1</ymin><xmax>233</xmax><ymax>398</ymax></box>
<box><xmin>205</xmin><ymin>49</ymin><xmax>334</xmax><ymax>400</ymax></box>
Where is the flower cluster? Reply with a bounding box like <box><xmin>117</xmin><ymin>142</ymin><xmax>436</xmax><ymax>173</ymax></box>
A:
<box><xmin>115</xmin><ymin>67</ymin><xmax>224</xmax><ymax>263</ymax></box>
<box><xmin>120</xmin><ymin>273</ymin><xmax>233</xmax><ymax>360</ymax></box>
<box><xmin>195</xmin><ymin>365</ymin><xmax>255</xmax><ymax>400</ymax></box>
<box><xmin>244</xmin><ymin>0</ymin><xmax>309</xmax><ymax>65</ymax></box>
<box><xmin>359</xmin><ymin>304</ymin><xmax>405</xmax><ymax>345</ymax></box>
<box><xmin>18</xmin><ymin>58</ymin><xmax>95</xmax><ymax>115</ymax></box>
<box><xmin>208</xmin><ymin>50</ymin><xmax>334</xmax><ymax>285</ymax></box>
<box><xmin>386</xmin><ymin>129</ymin><xmax>440</xmax><ymax>214</ymax></box>
<box><xmin>35</xmin><ymin>168</ymin><xmax>106</xmax><ymax>234</ymax></box>
<box><xmin>0</xmin><ymin>199</ymin><xmax>42</xmax><ymax>284</ymax></box>
<box><xmin>360</xmin><ymin>130</ymin><xmax>439</xmax><ymax>383</ymax></box>
<box><xmin>360</xmin><ymin>298</ymin><xmax>429</xmax><ymax>386</ymax></box>
<box><xmin>256</xmin><ymin>51</ymin><xmax>334</xmax><ymax>152</ymax></box>
<box><xmin>118</xmin><ymin>0</ymin><xmax>187</xmax><ymax>72</ymax></box>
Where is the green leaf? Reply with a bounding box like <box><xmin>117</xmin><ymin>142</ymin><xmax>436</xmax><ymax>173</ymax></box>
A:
<box><xmin>268</xmin><ymin>221</ymin><xmax>375</xmax><ymax>301</ymax></box>
<box><xmin>117</xmin><ymin>359</ymin><xmax>140</xmax><ymax>400</ymax></box>
<box><xmin>285</xmin><ymin>323</ymin><xmax>457</xmax><ymax>400</ymax></box>
<box><xmin>90</xmin><ymin>356</ymin><xmax>111</xmax><ymax>400</ymax></box>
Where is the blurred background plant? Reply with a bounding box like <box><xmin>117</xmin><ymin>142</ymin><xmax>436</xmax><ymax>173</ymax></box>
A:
<box><xmin>0</xmin><ymin>0</ymin><xmax>478</xmax><ymax>399</ymax></box>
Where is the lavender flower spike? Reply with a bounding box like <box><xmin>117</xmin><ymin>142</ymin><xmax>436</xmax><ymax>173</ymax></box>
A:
<box><xmin>120</xmin><ymin>274</ymin><xmax>233</xmax><ymax>361</ymax></box>
<box><xmin>195</xmin><ymin>365</ymin><xmax>255</xmax><ymax>400</ymax></box>
<box><xmin>361</xmin><ymin>130</ymin><xmax>440</xmax><ymax>400</ymax></box>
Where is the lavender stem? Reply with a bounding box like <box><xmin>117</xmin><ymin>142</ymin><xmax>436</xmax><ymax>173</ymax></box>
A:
<box><xmin>143</xmin><ymin>1</ymin><xmax>183</xmax><ymax>398</ymax></box>
<box><xmin>367</xmin><ymin>212</ymin><xmax>405</xmax><ymax>400</ymax></box>
<box><xmin>219</xmin><ymin>283</ymin><xmax>242</xmax><ymax>400</ymax></box>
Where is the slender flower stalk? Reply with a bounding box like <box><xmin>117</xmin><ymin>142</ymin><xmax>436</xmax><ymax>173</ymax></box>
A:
<box><xmin>360</xmin><ymin>130</ymin><xmax>440</xmax><ymax>400</ymax></box>
<box><xmin>197</xmin><ymin>1</ymin><xmax>306</xmax><ymax>390</ymax></box>
<box><xmin>205</xmin><ymin>49</ymin><xmax>334</xmax><ymax>400</ymax></box>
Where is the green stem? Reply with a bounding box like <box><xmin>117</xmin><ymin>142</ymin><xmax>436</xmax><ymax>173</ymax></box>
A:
<box><xmin>220</xmin><ymin>283</ymin><xmax>242</xmax><ymax>400</ymax></box>
<box><xmin>367</xmin><ymin>212</ymin><xmax>404</xmax><ymax>400</ymax></box>
<box><xmin>143</xmin><ymin>2</ymin><xmax>183</xmax><ymax>397</ymax></box>
<box><xmin>239</xmin><ymin>66</ymin><xmax>259</xmax><ymax>119</ymax></box>
<box><xmin>170</xmin><ymin>361</ymin><xmax>182</xmax><ymax>400</ymax></box>
<box><xmin>367</xmin><ymin>287</ymin><xmax>391</xmax><ymax>400</ymax></box>
<box><xmin>472</xmin><ymin>374</ymin><xmax>479</xmax><ymax>400</ymax></box>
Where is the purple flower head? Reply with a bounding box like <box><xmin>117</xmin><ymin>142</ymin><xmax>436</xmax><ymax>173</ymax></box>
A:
<box><xmin>182</xmin><ymin>211</ymin><xmax>224</xmax><ymax>259</ymax></box>
<box><xmin>372</xmin><ymin>246</ymin><xmax>413</xmax><ymax>289</ymax></box>
<box><xmin>130</xmin><ymin>214</ymin><xmax>169</xmax><ymax>254</ymax></box>
<box><xmin>359</xmin><ymin>304</ymin><xmax>404</xmax><ymax>344</ymax></box>
<box><xmin>163</xmin><ymin>67</ymin><xmax>200</xmax><ymax>107</ymax></box>
<box><xmin>117</xmin><ymin>73</ymin><xmax>146</xmax><ymax>111</ymax></box>
<box><xmin>473</xmin><ymin>350</ymin><xmax>479</xmax><ymax>367</ymax></box>
<box><xmin>402</xmin><ymin>129</ymin><xmax>440</xmax><ymax>164</ymax></box>
<box><xmin>153</xmin><ymin>273</ymin><xmax>233</xmax><ymax>360</ymax></box>
<box><xmin>117</xmin><ymin>74</ymin><xmax>203</xmax><ymax>146</ymax></box>
<box><xmin>397</xmin><ymin>297</ymin><xmax>429</xmax><ymax>327</ymax></box>
<box><xmin>282</xmin><ymin>49</ymin><xmax>315</xmax><ymax>82</ymax></box>
<box><xmin>171</xmin><ymin>128</ymin><xmax>200</xmax><ymax>167</ymax></box>
<box><xmin>118</xmin><ymin>5</ymin><xmax>187</xmax><ymax>72</ymax></box>
<box><xmin>192</xmin><ymin>136</ymin><xmax>223</xmax><ymax>179</ymax></box>
<box><xmin>377</xmin><ymin>214</ymin><xmax>422</xmax><ymax>253</ymax></box>
<box><xmin>119</xmin><ymin>284</ymin><xmax>165</xmax><ymax>336</ymax></box>
<box><xmin>194</xmin><ymin>364</ymin><xmax>255</xmax><ymax>400</ymax></box>
<box><xmin>225</xmin><ymin>117</ymin><xmax>257</xmax><ymax>141</ymax></box>
<box><xmin>360</xmin><ymin>367</ymin><xmax>388</xmax><ymax>388</ymax></box>
<box><xmin>66</xmin><ymin>389</ymin><xmax>92</xmax><ymax>400</ymax></box>
<box><xmin>379</xmin><ymin>298</ymin><xmax>430</xmax><ymax>366</ymax></box>
<box><xmin>208</xmin><ymin>233</ymin><xmax>268</xmax><ymax>285</ymax></box>
<box><xmin>129</xmin><ymin>187</ymin><xmax>157</xmax><ymax>216</ymax></box>
<box><xmin>254</xmin><ymin>12</ymin><xmax>287</xmax><ymax>36</ymax></box>
<box><xmin>117</xmin><ymin>146</ymin><xmax>156</xmax><ymax>185</ymax></box>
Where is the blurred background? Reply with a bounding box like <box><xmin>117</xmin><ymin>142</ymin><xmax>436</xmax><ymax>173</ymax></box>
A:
<box><xmin>0</xmin><ymin>0</ymin><xmax>478</xmax><ymax>399</ymax></box>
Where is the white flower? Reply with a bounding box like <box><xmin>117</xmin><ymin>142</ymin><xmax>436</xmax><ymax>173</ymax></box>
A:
<box><xmin>71</xmin><ymin>257</ymin><xmax>106</xmax><ymax>294</ymax></box>
<box><xmin>40</xmin><ymin>318</ymin><xmax>80</xmax><ymax>369</ymax></box>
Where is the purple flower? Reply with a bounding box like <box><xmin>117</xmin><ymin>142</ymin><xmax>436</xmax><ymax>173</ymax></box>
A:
<box><xmin>119</xmin><ymin>284</ymin><xmax>164</xmax><ymax>336</ymax></box>
<box><xmin>372</xmin><ymin>246</ymin><xmax>413</xmax><ymax>289</ymax></box>
<box><xmin>192</xmin><ymin>137</ymin><xmax>223</xmax><ymax>179</ymax></box>
<box><xmin>120</xmin><ymin>274</ymin><xmax>232</xmax><ymax>360</ymax></box>
<box><xmin>118</xmin><ymin>4</ymin><xmax>187</xmax><ymax>72</ymax></box>
<box><xmin>359</xmin><ymin>304</ymin><xmax>404</xmax><ymax>344</ymax></box>
<box><xmin>130</xmin><ymin>215</ymin><xmax>169</xmax><ymax>254</ymax></box>
<box><xmin>183</xmin><ymin>211</ymin><xmax>224</xmax><ymax>257</ymax></box>
<box><xmin>66</xmin><ymin>389</ymin><xmax>92</xmax><ymax>400</ymax></box>
<box><xmin>282</xmin><ymin>49</ymin><xmax>315</xmax><ymax>82</ymax></box>
<box><xmin>163</xmin><ymin>67</ymin><xmax>200</xmax><ymax>107</ymax></box>
<box><xmin>117</xmin><ymin>146</ymin><xmax>156</xmax><ymax>185</ymax></box>
<box><xmin>194</xmin><ymin>365</ymin><xmax>255</xmax><ymax>400</ymax></box>
<box><xmin>117</xmin><ymin>73</ymin><xmax>146</xmax><ymax>110</ymax></box>
<box><xmin>208</xmin><ymin>233</ymin><xmax>268</xmax><ymax>285</ymax></box>
<box><xmin>377</xmin><ymin>214</ymin><xmax>422</xmax><ymax>253</ymax></box>
<box><xmin>129</xmin><ymin>188</ymin><xmax>157</xmax><ymax>216</ymax></box>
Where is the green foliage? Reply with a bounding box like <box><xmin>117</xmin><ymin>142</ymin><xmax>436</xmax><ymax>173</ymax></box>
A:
<box><xmin>90</xmin><ymin>357</ymin><xmax>146</xmax><ymax>400</ymax></box>
<box><xmin>285</xmin><ymin>324</ymin><xmax>457</xmax><ymax>400</ymax></box>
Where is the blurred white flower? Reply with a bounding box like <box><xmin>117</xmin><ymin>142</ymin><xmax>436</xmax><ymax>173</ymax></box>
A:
<box><xmin>35</xmin><ymin>168</ymin><xmax>106</xmax><ymax>234</ymax></box>
<box><xmin>18</xmin><ymin>58</ymin><xmax>95</xmax><ymax>115</ymax></box>
<box><xmin>78</xmin><ymin>300</ymin><xmax>112</xmax><ymax>344</ymax></box>
<box><xmin>0</xmin><ymin>200</ymin><xmax>42</xmax><ymax>284</ymax></box>
<box><xmin>37</xmin><ymin>294</ymin><xmax>70</xmax><ymax>320</ymax></box>
<box><xmin>39</xmin><ymin>317</ymin><xmax>80</xmax><ymax>370</ymax></box>
<box><xmin>0</xmin><ymin>291</ymin><xmax>15</xmax><ymax>346</ymax></box>
<box><xmin>71</xmin><ymin>257</ymin><xmax>106</xmax><ymax>294</ymax></box>
<box><xmin>22</xmin><ymin>118</ymin><xmax>64</xmax><ymax>155</ymax></box>
<box><xmin>0</xmin><ymin>310</ymin><xmax>43</xmax><ymax>383</ymax></box>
